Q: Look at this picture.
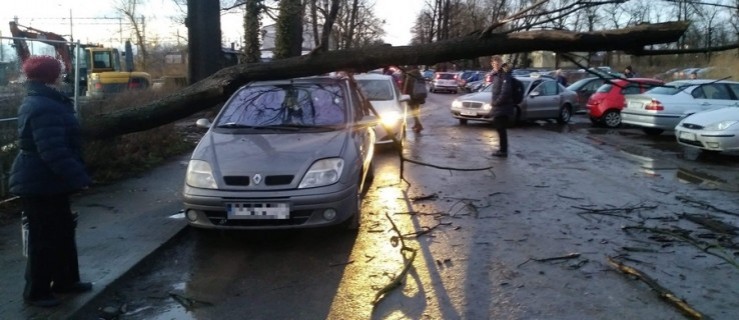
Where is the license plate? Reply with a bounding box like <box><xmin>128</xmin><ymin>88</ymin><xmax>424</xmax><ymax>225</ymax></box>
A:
<box><xmin>627</xmin><ymin>101</ymin><xmax>643</xmax><ymax>109</ymax></box>
<box><xmin>226</xmin><ymin>202</ymin><xmax>290</xmax><ymax>219</ymax></box>
<box><xmin>679</xmin><ymin>131</ymin><xmax>696</xmax><ymax>141</ymax></box>
<box><xmin>461</xmin><ymin>111</ymin><xmax>477</xmax><ymax>116</ymax></box>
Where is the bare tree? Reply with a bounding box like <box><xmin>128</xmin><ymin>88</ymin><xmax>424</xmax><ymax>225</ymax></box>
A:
<box><xmin>243</xmin><ymin>0</ymin><xmax>263</xmax><ymax>63</ymax></box>
<box><xmin>114</xmin><ymin>0</ymin><xmax>149</xmax><ymax>69</ymax></box>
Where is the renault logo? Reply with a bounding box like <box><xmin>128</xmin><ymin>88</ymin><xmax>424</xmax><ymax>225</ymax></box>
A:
<box><xmin>252</xmin><ymin>174</ymin><xmax>262</xmax><ymax>185</ymax></box>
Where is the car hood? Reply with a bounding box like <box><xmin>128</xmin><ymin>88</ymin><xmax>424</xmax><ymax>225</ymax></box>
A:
<box><xmin>681</xmin><ymin>107</ymin><xmax>739</xmax><ymax>125</ymax></box>
<box><xmin>457</xmin><ymin>91</ymin><xmax>490</xmax><ymax>102</ymax></box>
<box><xmin>369</xmin><ymin>100</ymin><xmax>401</xmax><ymax>113</ymax></box>
<box><xmin>192</xmin><ymin>130</ymin><xmax>348</xmax><ymax>176</ymax></box>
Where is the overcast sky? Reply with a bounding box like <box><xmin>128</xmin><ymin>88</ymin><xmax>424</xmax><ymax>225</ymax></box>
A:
<box><xmin>1</xmin><ymin>0</ymin><xmax>425</xmax><ymax>51</ymax></box>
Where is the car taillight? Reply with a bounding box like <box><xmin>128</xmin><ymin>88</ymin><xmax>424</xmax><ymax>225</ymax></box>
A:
<box><xmin>435</xmin><ymin>74</ymin><xmax>441</xmax><ymax>79</ymax></box>
<box><xmin>645</xmin><ymin>99</ymin><xmax>664</xmax><ymax>111</ymax></box>
<box><xmin>94</xmin><ymin>82</ymin><xmax>102</xmax><ymax>89</ymax></box>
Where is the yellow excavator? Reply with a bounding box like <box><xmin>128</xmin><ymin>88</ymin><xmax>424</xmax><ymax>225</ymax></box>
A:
<box><xmin>9</xmin><ymin>21</ymin><xmax>151</xmax><ymax>97</ymax></box>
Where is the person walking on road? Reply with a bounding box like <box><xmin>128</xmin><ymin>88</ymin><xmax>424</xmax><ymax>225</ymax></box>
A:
<box><xmin>489</xmin><ymin>56</ymin><xmax>515</xmax><ymax>158</ymax></box>
<box><xmin>9</xmin><ymin>56</ymin><xmax>93</xmax><ymax>308</ymax></box>
<box><xmin>402</xmin><ymin>66</ymin><xmax>426</xmax><ymax>132</ymax></box>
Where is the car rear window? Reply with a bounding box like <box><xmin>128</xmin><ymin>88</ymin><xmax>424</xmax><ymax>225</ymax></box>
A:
<box><xmin>595</xmin><ymin>84</ymin><xmax>613</xmax><ymax>93</ymax></box>
<box><xmin>218</xmin><ymin>83</ymin><xmax>347</xmax><ymax>126</ymax></box>
<box><xmin>356</xmin><ymin>79</ymin><xmax>394</xmax><ymax>101</ymax></box>
<box><xmin>436</xmin><ymin>73</ymin><xmax>455</xmax><ymax>80</ymax></box>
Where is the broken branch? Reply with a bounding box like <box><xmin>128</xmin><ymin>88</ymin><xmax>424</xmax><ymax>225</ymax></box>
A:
<box><xmin>606</xmin><ymin>256</ymin><xmax>707</xmax><ymax>320</ymax></box>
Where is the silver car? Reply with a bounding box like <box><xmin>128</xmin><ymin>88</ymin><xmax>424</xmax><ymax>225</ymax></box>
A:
<box><xmin>182</xmin><ymin>76</ymin><xmax>377</xmax><ymax>230</ymax></box>
<box><xmin>354</xmin><ymin>73</ymin><xmax>409</xmax><ymax>149</ymax></box>
<box><xmin>450</xmin><ymin>76</ymin><xmax>579</xmax><ymax>125</ymax></box>
<box><xmin>621</xmin><ymin>80</ymin><xmax>739</xmax><ymax>135</ymax></box>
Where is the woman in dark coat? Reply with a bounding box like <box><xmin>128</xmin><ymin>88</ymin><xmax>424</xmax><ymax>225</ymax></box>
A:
<box><xmin>10</xmin><ymin>56</ymin><xmax>92</xmax><ymax>307</ymax></box>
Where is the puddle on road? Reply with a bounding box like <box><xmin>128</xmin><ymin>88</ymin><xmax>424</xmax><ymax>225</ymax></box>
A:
<box><xmin>677</xmin><ymin>166</ymin><xmax>739</xmax><ymax>192</ymax></box>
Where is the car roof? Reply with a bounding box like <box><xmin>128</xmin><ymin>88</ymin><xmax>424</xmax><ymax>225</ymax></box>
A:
<box><xmin>667</xmin><ymin>79</ymin><xmax>739</xmax><ymax>85</ymax></box>
<box><xmin>353</xmin><ymin>73</ymin><xmax>393</xmax><ymax>80</ymax></box>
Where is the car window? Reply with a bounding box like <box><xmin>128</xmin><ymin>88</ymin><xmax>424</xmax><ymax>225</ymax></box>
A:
<box><xmin>647</xmin><ymin>81</ymin><xmax>691</xmax><ymax>95</ymax></box>
<box><xmin>727</xmin><ymin>84</ymin><xmax>739</xmax><ymax>100</ymax></box>
<box><xmin>356</xmin><ymin>79</ymin><xmax>394</xmax><ymax>101</ymax></box>
<box><xmin>621</xmin><ymin>85</ymin><xmax>640</xmax><ymax>95</ymax></box>
<box><xmin>641</xmin><ymin>82</ymin><xmax>662</xmax><ymax>92</ymax></box>
<box><xmin>537</xmin><ymin>81</ymin><xmax>557</xmax><ymax>96</ymax></box>
<box><xmin>586</xmin><ymin>79</ymin><xmax>605</xmax><ymax>91</ymax></box>
<box><xmin>436</xmin><ymin>73</ymin><xmax>455</xmax><ymax>80</ymax></box>
<box><xmin>692</xmin><ymin>83</ymin><xmax>732</xmax><ymax>100</ymax></box>
<box><xmin>596</xmin><ymin>84</ymin><xmax>613</xmax><ymax>93</ymax></box>
<box><xmin>217</xmin><ymin>83</ymin><xmax>347</xmax><ymax>127</ymax></box>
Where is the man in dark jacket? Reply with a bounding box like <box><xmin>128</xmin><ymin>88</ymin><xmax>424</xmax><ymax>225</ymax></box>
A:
<box><xmin>402</xmin><ymin>66</ymin><xmax>425</xmax><ymax>132</ymax></box>
<box><xmin>489</xmin><ymin>56</ymin><xmax>515</xmax><ymax>158</ymax></box>
<box><xmin>10</xmin><ymin>56</ymin><xmax>93</xmax><ymax>307</ymax></box>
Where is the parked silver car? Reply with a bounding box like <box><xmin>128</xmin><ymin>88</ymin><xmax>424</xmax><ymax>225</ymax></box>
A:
<box><xmin>621</xmin><ymin>79</ymin><xmax>739</xmax><ymax>135</ymax></box>
<box><xmin>429</xmin><ymin>72</ymin><xmax>458</xmax><ymax>93</ymax></box>
<box><xmin>450</xmin><ymin>76</ymin><xmax>579</xmax><ymax>125</ymax></box>
<box><xmin>182</xmin><ymin>76</ymin><xmax>377</xmax><ymax>230</ymax></box>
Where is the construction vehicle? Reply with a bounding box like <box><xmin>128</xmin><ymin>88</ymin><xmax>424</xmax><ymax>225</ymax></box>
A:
<box><xmin>9</xmin><ymin>21</ymin><xmax>151</xmax><ymax>97</ymax></box>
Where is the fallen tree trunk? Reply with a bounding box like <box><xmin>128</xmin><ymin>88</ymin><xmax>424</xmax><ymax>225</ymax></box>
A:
<box><xmin>82</xmin><ymin>21</ymin><xmax>689</xmax><ymax>139</ymax></box>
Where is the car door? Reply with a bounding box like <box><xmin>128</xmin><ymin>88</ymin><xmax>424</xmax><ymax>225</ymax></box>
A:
<box><xmin>725</xmin><ymin>83</ymin><xmax>739</xmax><ymax>107</ymax></box>
<box><xmin>689</xmin><ymin>83</ymin><xmax>736</xmax><ymax>114</ymax></box>
<box><xmin>527</xmin><ymin>80</ymin><xmax>560</xmax><ymax>119</ymax></box>
<box><xmin>348</xmin><ymin>81</ymin><xmax>375</xmax><ymax>183</ymax></box>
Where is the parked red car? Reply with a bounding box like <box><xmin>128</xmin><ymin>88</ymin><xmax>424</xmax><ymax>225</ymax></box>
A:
<box><xmin>587</xmin><ymin>78</ymin><xmax>664</xmax><ymax>128</ymax></box>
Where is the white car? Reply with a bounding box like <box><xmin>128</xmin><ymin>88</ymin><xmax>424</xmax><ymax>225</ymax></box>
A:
<box><xmin>621</xmin><ymin>79</ymin><xmax>739</xmax><ymax>135</ymax></box>
<box><xmin>675</xmin><ymin>107</ymin><xmax>739</xmax><ymax>152</ymax></box>
<box><xmin>354</xmin><ymin>73</ymin><xmax>408</xmax><ymax>149</ymax></box>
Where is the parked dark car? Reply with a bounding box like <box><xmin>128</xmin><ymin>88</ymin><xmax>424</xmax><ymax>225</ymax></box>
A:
<box><xmin>567</xmin><ymin>77</ymin><xmax>610</xmax><ymax>111</ymax></box>
<box><xmin>182</xmin><ymin>76</ymin><xmax>377</xmax><ymax>230</ymax></box>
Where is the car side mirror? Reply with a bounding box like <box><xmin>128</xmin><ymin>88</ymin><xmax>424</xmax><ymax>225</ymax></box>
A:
<box><xmin>196</xmin><ymin>118</ymin><xmax>212</xmax><ymax>129</ymax></box>
<box><xmin>530</xmin><ymin>91</ymin><xmax>541</xmax><ymax>97</ymax></box>
<box><xmin>399</xmin><ymin>94</ymin><xmax>411</xmax><ymax>102</ymax></box>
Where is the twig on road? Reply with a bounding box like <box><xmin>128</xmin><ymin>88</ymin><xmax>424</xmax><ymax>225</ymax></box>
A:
<box><xmin>372</xmin><ymin>213</ymin><xmax>418</xmax><ymax>307</ymax></box>
<box><xmin>606</xmin><ymin>256</ymin><xmax>708</xmax><ymax>320</ymax></box>
<box><xmin>517</xmin><ymin>252</ymin><xmax>581</xmax><ymax>267</ymax></box>
<box><xmin>403</xmin><ymin>221</ymin><xmax>453</xmax><ymax>238</ymax></box>
<box><xmin>676</xmin><ymin>196</ymin><xmax>739</xmax><ymax>217</ymax></box>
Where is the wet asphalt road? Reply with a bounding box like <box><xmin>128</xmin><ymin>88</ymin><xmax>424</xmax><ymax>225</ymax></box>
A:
<box><xmin>75</xmin><ymin>91</ymin><xmax>738</xmax><ymax>320</ymax></box>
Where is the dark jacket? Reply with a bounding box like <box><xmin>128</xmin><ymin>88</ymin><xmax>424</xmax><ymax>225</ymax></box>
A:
<box><xmin>9</xmin><ymin>81</ymin><xmax>91</xmax><ymax>195</ymax></box>
<box><xmin>402</xmin><ymin>68</ymin><xmax>424</xmax><ymax>105</ymax></box>
<box><xmin>491</xmin><ymin>70</ymin><xmax>515</xmax><ymax>117</ymax></box>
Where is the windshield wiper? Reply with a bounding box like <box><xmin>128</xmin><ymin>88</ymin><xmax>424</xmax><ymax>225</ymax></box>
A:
<box><xmin>217</xmin><ymin>123</ymin><xmax>258</xmax><ymax>128</ymax></box>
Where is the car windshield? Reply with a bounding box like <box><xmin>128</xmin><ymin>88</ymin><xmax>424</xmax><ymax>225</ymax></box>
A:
<box><xmin>481</xmin><ymin>80</ymin><xmax>531</xmax><ymax>92</ymax></box>
<box><xmin>566</xmin><ymin>78</ymin><xmax>595</xmax><ymax>91</ymax></box>
<box><xmin>216</xmin><ymin>83</ymin><xmax>347</xmax><ymax>128</ymax></box>
<box><xmin>646</xmin><ymin>81</ymin><xmax>692</xmax><ymax>95</ymax></box>
<box><xmin>356</xmin><ymin>79</ymin><xmax>394</xmax><ymax>101</ymax></box>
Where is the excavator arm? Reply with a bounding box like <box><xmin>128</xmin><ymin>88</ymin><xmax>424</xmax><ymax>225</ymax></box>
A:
<box><xmin>8</xmin><ymin>21</ymin><xmax>74</xmax><ymax>74</ymax></box>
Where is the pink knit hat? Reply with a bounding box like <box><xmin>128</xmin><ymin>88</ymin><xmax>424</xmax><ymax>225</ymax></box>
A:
<box><xmin>22</xmin><ymin>56</ymin><xmax>62</xmax><ymax>84</ymax></box>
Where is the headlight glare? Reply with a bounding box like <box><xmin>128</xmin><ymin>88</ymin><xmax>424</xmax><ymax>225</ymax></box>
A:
<box><xmin>452</xmin><ymin>100</ymin><xmax>462</xmax><ymax>109</ymax></box>
<box><xmin>299</xmin><ymin>158</ymin><xmax>344</xmax><ymax>188</ymax></box>
<box><xmin>380</xmin><ymin>111</ymin><xmax>401</xmax><ymax>127</ymax></box>
<box><xmin>186</xmin><ymin>160</ymin><xmax>218</xmax><ymax>189</ymax></box>
<box><xmin>482</xmin><ymin>103</ymin><xmax>493</xmax><ymax>111</ymax></box>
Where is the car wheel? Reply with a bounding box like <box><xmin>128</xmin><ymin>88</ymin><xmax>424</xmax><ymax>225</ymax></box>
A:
<box><xmin>602</xmin><ymin>110</ymin><xmax>621</xmax><ymax>128</ymax></box>
<box><xmin>556</xmin><ymin>105</ymin><xmax>572</xmax><ymax>124</ymax></box>
<box><xmin>642</xmin><ymin>128</ymin><xmax>664</xmax><ymax>135</ymax></box>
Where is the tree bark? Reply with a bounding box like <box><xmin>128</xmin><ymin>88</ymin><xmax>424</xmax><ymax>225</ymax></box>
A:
<box><xmin>81</xmin><ymin>21</ymin><xmax>689</xmax><ymax>139</ymax></box>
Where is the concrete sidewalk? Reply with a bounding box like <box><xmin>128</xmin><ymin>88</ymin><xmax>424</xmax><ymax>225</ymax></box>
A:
<box><xmin>0</xmin><ymin>156</ymin><xmax>190</xmax><ymax>319</ymax></box>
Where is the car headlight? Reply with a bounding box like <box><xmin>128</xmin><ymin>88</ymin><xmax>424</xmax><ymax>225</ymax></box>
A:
<box><xmin>186</xmin><ymin>160</ymin><xmax>218</xmax><ymax>189</ymax></box>
<box><xmin>482</xmin><ymin>103</ymin><xmax>493</xmax><ymax>111</ymax></box>
<box><xmin>380</xmin><ymin>111</ymin><xmax>401</xmax><ymax>127</ymax></box>
<box><xmin>705</xmin><ymin>120</ymin><xmax>738</xmax><ymax>131</ymax></box>
<box><xmin>451</xmin><ymin>100</ymin><xmax>462</xmax><ymax>109</ymax></box>
<box><xmin>299</xmin><ymin>158</ymin><xmax>344</xmax><ymax>188</ymax></box>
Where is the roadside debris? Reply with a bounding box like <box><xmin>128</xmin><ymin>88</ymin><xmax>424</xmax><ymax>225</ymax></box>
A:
<box><xmin>606</xmin><ymin>256</ymin><xmax>708</xmax><ymax>320</ymax></box>
<box><xmin>372</xmin><ymin>213</ymin><xmax>418</xmax><ymax>307</ymax></box>
<box><xmin>676</xmin><ymin>195</ymin><xmax>739</xmax><ymax>217</ymax></box>
<box><xmin>517</xmin><ymin>252</ymin><xmax>581</xmax><ymax>267</ymax></box>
